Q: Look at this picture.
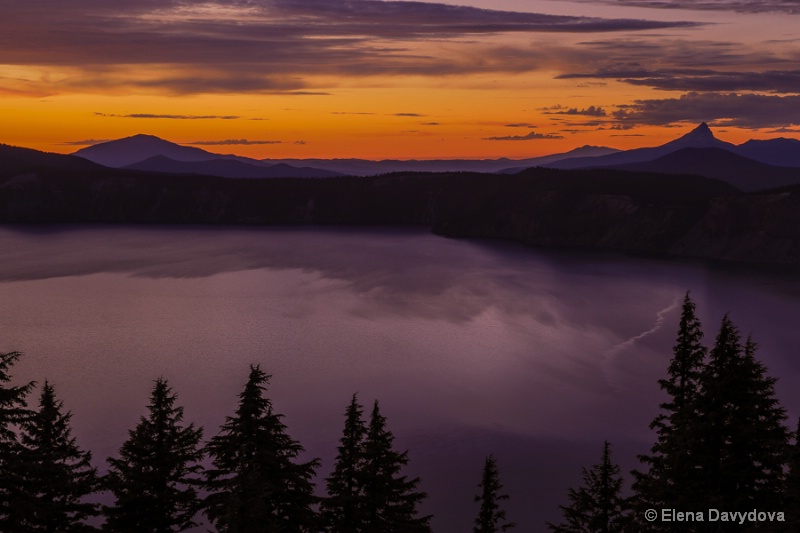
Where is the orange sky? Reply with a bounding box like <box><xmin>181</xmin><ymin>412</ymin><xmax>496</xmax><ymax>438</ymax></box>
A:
<box><xmin>2</xmin><ymin>0</ymin><xmax>799</xmax><ymax>159</ymax></box>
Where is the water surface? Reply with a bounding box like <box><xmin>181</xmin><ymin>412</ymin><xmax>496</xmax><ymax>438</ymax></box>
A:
<box><xmin>2</xmin><ymin>226</ymin><xmax>799</xmax><ymax>531</ymax></box>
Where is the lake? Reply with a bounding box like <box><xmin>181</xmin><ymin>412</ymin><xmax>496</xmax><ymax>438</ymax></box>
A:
<box><xmin>2</xmin><ymin>225</ymin><xmax>800</xmax><ymax>531</ymax></box>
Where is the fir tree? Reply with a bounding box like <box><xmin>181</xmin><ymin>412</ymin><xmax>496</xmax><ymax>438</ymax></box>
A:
<box><xmin>360</xmin><ymin>400</ymin><xmax>431</xmax><ymax>533</ymax></box>
<box><xmin>546</xmin><ymin>441</ymin><xmax>629</xmax><ymax>533</ymax></box>
<box><xmin>632</xmin><ymin>292</ymin><xmax>707</xmax><ymax>524</ymax></box>
<box><xmin>693</xmin><ymin>320</ymin><xmax>790</xmax><ymax>512</ymax></box>
<box><xmin>203</xmin><ymin>365</ymin><xmax>320</xmax><ymax>532</ymax></box>
<box><xmin>19</xmin><ymin>380</ymin><xmax>100</xmax><ymax>531</ymax></box>
<box><xmin>104</xmin><ymin>377</ymin><xmax>204</xmax><ymax>533</ymax></box>
<box><xmin>0</xmin><ymin>350</ymin><xmax>35</xmax><ymax>531</ymax></box>
<box><xmin>321</xmin><ymin>393</ymin><xmax>368</xmax><ymax>532</ymax></box>
<box><xmin>784</xmin><ymin>417</ymin><xmax>800</xmax><ymax>530</ymax></box>
<box><xmin>473</xmin><ymin>454</ymin><xmax>515</xmax><ymax>533</ymax></box>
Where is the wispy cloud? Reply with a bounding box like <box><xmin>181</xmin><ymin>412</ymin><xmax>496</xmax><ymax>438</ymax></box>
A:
<box><xmin>613</xmin><ymin>92</ymin><xmax>800</xmax><ymax>128</ymax></box>
<box><xmin>94</xmin><ymin>112</ymin><xmax>240</xmax><ymax>120</ymax></box>
<box><xmin>392</xmin><ymin>113</ymin><xmax>426</xmax><ymax>117</ymax></box>
<box><xmin>484</xmin><ymin>131</ymin><xmax>564</xmax><ymax>141</ymax></box>
<box><xmin>504</xmin><ymin>123</ymin><xmax>537</xmax><ymax>128</ymax></box>
<box><xmin>0</xmin><ymin>1</ymin><xmax>700</xmax><ymax>96</ymax></box>
<box><xmin>543</xmin><ymin>105</ymin><xmax>607</xmax><ymax>117</ymax></box>
<box><xmin>573</xmin><ymin>0</ymin><xmax>800</xmax><ymax>14</ymax></box>
<box><xmin>186</xmin><ymin>139</ymin><xmax>282</xmax><ymax>146</ymax></box>
<box><xmin>560</xmin><ymin>68</ymin><xmax>800</xmax><ymax>93</ymax></box>
<box><xmin>58</xmin><ymin>139</ymin><xmax>112</xmax><ymax>146</ymax></box>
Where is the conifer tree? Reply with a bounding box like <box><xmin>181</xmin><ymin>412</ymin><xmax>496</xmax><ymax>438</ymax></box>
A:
<box><xmin>632</xmin><ymin>292</ymin><xmax>707</xmax><ymax>523</ymax></box>
<box><xmin>546</xmin><ymin>441</ymin><xmax>629</xmax><ymax>533</ymax></box>
<box><xmin>0</xmin><ymin>350</ymin><xmax>35</xmax><ymax>531</ymax></box>
<box><xmin>360</xmin><ymin>400</ymin><xmax>431</xmax><ymax>533</ymax></box>
<box><xmin>784</xmin><ymin>417</ymin><xmax>800</xmax><ymax>530</ymax></box>
<box><xmin>693</xmin><ymin>320</ymin><xmax>790</xmax><ymax>512</ymax></box>
<box><xmin>321</xmin><ymin>393</ymin><xmax>368</xmax><ymax>532</ymax></box>
<box><xmin>203</xmin><ymin>365</ymin><xmax>319</xmax><ymax>532</ymax></box>
<box><xmin>473</xmin><ymin>454</ymin><xmax>515</xmax><ymax>533</ymax></box>
<box><xmin>104</xmin><ymin>378</ymin><xmax>204</xmax><ymax>532</ymax></box>
<box><xmin>19</xmin><ymin>380</ymin><xmax>100</xmax><ymax>531</ymax></box>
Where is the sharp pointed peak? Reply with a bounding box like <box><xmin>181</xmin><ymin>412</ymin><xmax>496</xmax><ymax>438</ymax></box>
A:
<box><xmin>687</xmin><ymin>122</ymin><xmax>715</xmax><ymax>137</ymax></box>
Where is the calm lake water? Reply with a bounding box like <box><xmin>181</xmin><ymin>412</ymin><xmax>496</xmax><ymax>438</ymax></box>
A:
<box><xmin>2</xmin><ymin>226</ymin><xmax>800</xmax><ymax>531</ymax></box>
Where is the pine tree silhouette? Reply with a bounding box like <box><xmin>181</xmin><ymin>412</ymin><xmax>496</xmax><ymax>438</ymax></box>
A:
<box><xmin>546</xmin><ymin>441</ymin><xmax>629</xmax><ymax>533</ymax></box>
<box><xmin>632</xmin><ymin>292</ymin><xmax>707</xmax><ymax>528</ymax></box>
<box><xmin>19</xmin><ymin>380</ymin><xmax>101</xmax><ymax>531</ymax></box>
<box><xmin>104</xmin><ymin>378</ymin><xmax>204</xmax><ymax>532</ymax></box>
<box><xmin>473</xmin><ymin>454</ymin><xmax>515</xmax><ymax>533</ymax></box>
<box><xmin>321</xmin><ymin>393</ymin><xmax>369</xmax><ymax>532</ymax></box>
<box><xmin>0</xmin><ymin>350</ymin><xmax>35</xmax><ymax>531</ymax></box>
<box><xmin>203</xmin><ymin>365</ymin><xmax>319</xmax><ymax>532</ymax></box>
<box><xmin>360</xmin><ymin>400</ymin><xmax>431</xmax><ymax>533</ymax></box>
<box><xmin>694</xmin><ymin>319</ymin><xmax>790</xmax><ymax>512</ymax></box>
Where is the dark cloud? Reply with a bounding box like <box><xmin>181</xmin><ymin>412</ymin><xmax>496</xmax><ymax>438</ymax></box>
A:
<box><xmin>0</xmin><ymin>0</ymin><xmax>700</xmax><ymax>96</ymax></box>
<box><xmin>332</xmin><ymin>112</ymin><xmax>376</xmax><ymax>115</ymax></box>
<box><xmin>613</xmin><ymin>92</ymin><xmax>800</xmax><ymax>128</ymax></box>
<box><xmin>186</xmin><ymin>139</ymin><xmax>282</xmax><ymax>145</ymax></box>
<box><xmin>768</xmin><ymin>127</ymin><xmax>800</xmax><ymax>133</ymax></box>
<box><xmin>58</xmin><ymin>139</ymin><xmax>112</xmax><ymax>146</ymax></box>
<box><xmin>392</xmin><ymin>113</ymin><xmax>426</xmax><ymax>117</ymax></box>
<box><xmin>543</xmin><ymin>105</ymin><xmax>607</xmax><ymax>117</ymax></box>
<box><xmin>421</xmin><ymin>122</ymin><xmax>441</xmax><ymax>126</ymax></box>
<box><xmin>560</xmin><ymin>68</ymin><xmax>800</xmax><ymax>93</ymax></box>
<box><xmin>94</xmin><ymin>112</ymin><xmax>240</xmax><ymax>120</ymax></box>
<box><xmin>505</xmin><ymin>123</ymin><xmax>537</xmax><ymax>128</ymax></box>
<box><xmin>484</xmin><ymin>131</ymin><xmax>564</xmax><ymax>141</ymax></box>
<box><xmin>574</xmin><ymin>0</ymin><xmax>800</xmax><ymax>14</ymax></box>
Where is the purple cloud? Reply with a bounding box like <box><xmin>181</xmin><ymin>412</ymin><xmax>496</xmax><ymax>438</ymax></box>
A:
<box><xmin>484</xmin><ymin>131</ymin><xmax>564</xmax><ymax>141</ymax></box>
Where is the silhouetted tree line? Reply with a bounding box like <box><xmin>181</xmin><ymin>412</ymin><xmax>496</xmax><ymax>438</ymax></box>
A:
<box><xmin>1</xmin><ymin>354</ymin><xmax>515</xmax><ymax>532</ymax></box>
<box><xmin>4</xmin><ymin>292</ymin><xmax>797</xmax><ymax>532</ymax></box>
<box><xmin>546</xmin><ymin>293</ymin><xmax>800</xmax><ymax>532</ymax></box>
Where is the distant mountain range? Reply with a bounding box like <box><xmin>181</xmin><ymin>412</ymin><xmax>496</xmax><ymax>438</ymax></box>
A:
<box><xmin>543</xmin><ymin>123</ymin><xmax>800</xmax><ymax>191</ymax></box>
<box><xmin>73</xmin><ymin>135</ymin><xmax>341</xmax><ymax>178</ymax></box>
<box><xmin>70</xmin><ymin>125</ymin><xmax>800</xmax><ymax>190</ymax></box>
<box><xmin>258</xmin><ymin>145</ymin><xmax>620</xmax><ymax>176</ymax></box>
<box><xmin>125</xmin><ymin>155</ymin><xmax>340</xmax><ymax>179</ymax></box>
<box><xmin>73</xmin><ymin>135</ymin><xmax>620</xmax><ymax>177</ymax></box>
<box><xmin>4</xmin><ymin>137</ymin><xmax>800</xmax><ymax>265</ymax></box>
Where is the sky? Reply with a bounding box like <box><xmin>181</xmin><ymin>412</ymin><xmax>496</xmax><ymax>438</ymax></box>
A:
<box><xmin>2</xmin><ymin>0</ymin><xmax>800</xmax><ymax>159</ymax></box>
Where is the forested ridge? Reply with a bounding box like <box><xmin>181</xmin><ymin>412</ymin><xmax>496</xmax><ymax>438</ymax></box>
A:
<box><xmin>3</xmin><ymin>143</ymin><xmax>800</xmax><ymax>265</ymax></box>
<box><xmin>1</xmin><ymin>294</ymin><xmax>798</xmax><ymax>531</ymax></box>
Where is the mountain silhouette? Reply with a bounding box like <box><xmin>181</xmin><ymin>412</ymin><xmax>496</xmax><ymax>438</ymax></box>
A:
<box><xmin>73</xmin><ymin>134</ymin><xmax>225</xmax><ymax>167</ymax></box>
<box><xmin>609</xmin><ymin>147</ymin><xmax>800</xmax><ymax>191</ymax></box>
<box><xmin>125</xmin><ymin>155</ymin><xmax>341</xmax><ymax>178</ymax></box>
<box><xmin>736</xmin><ymin>137</ymin><xmax>800</xmax><ymax>167</ymax></box>
<box><xmin>550</xmin><ymin>123</ymin><xmax>737</xmax><ymax>170</ymax></box>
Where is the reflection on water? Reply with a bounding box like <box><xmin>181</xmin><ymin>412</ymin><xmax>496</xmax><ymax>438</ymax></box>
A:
<box><xmin>1</xmin><ymin>226</ymin><xmax>799</xmax><ymax>532</ymax></box>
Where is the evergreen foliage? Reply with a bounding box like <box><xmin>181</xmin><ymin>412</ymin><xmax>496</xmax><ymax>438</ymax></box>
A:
<box><xmin>0</xmin><ymin>350</ymin><xmax>35</xmax><ymax>531</ymax></box>
<box><xmin>632</xmin><ymin>297</ymin><xmax>793</xmax><ymax>531</ymax></box>
<box><xmin>321</xmin><ymin>393</ymin><xmax>369</xmax><ymax>532</ymax></box>
<box><xmin>473</xmin><ymin>454</ymin><xmax>515</xmax><ymax>533</ymax></box>
<box><xmin>546</xmin><ymin>441</ymin><xmax>629</xmax><ymax>533</ymax></box>
<box><xmin>18</xmin><ymin>380</ymin><xmax>100</xmax><ymax>531</ymax></box>
<box><xmin>360</xmin><ymin>400</ymin><xmax>431</xmax><ymax>533</ymax></box>
<box><xmin>693</xmin><ymin>320</ymin><xmax>789</xmax><ymax>512</ymax></box>
<box><xmin>104</xmin><ymin>377</ymin><xmax>204</xmax><ymax>533</ymax></box>
<box><xmin>203</xmin><ymin>365</ymin><xmax>320</xmax><ymax>532</ymax></box>
<box><xmin>784</xmin><ymin>417</ymin><xmax>800</xmax><ymax>529</ymax></box>
<box><xmin>632</xmin><ymin>293</ymin><xmax>707</xmax><ymax>524</ymax></box>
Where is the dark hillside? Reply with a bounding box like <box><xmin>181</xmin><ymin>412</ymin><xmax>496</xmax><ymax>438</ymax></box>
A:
<box><xmin>2</xmin><ymin>145</ymin><xmax>799</xmax><ymax>265</ymax></box>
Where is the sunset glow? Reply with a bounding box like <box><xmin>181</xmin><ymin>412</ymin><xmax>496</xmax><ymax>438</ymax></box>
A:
<box><xmin>3</xmin><ymin>0</ymin><xmax>800</xmax><ymax>159</ymax></box>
